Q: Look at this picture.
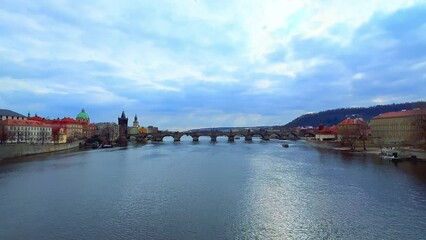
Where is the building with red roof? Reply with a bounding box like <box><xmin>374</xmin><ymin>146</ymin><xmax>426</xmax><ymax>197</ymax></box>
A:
<box><xmin>1</xmin><ymin>119</ymin><xmax>52</xmax><ymax>144</ymax></box>
<box><xmin>370</xmin><ymin>109</ymin><xmax>425</xmax><ymax>147</ymax></box>
<box><xmin>315</xmin><ymin>125</ymin><xmax>338</xmax><ymax>141</ymax></box>
<box><xmin>372</xmin><ymin>109</ymin><xmax>424</xmax><ymax>119</ymax></box>
<box><xmin>28</xmin><ymin>110</ymin><xmax>97</xmax><ymax>143</ymax></box>
<box><xmin>58</xmin><ymin>117</ymin><xmax>83</xmax><ymax>142</ymax></box>
<box><xmin>337</xmin><ymin>117</ymin><xmax>370</xmax><ymax>139</ymax></box>
<box><xmin>1</xmin><ymin>109</ymin><xmax>97</xmax><ymax>144</ymax></box>
<box><xmin>28</xmin><ymin>116</ymin><xmax>69</xmax><ymax>143</ymax></box>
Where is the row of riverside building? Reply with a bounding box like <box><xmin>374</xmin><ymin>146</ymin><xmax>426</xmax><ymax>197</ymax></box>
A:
<box><xmin>305</xmin><ymin>108</ymin><xmax>426</xmax><ymax>149</ymax></box>
<box><xmin>0</xmin><ymin>108</ymin><xmax>96</xmax><ymax>144</ymax></box>
<box><xmin>0</xmin><ymin>108</ymin><xmax>158</xmax><ymax>145</ymax></box>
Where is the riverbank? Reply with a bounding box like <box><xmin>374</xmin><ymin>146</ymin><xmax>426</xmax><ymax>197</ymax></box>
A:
<box><xmin>0</xmin><ymin>141</ymin><xmax>84</xmax><ymax>161</ymax></box>
<box><xmin>304</xmin><ymin>139</ymin><xmax>426</xmax><ymax>161</ymax></box>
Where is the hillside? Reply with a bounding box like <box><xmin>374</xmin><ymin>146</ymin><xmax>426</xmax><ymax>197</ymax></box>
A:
<box><xmin>284</xmin><ymin>101</ymin><xmax>426</xmax><ymax>128</ymax></box>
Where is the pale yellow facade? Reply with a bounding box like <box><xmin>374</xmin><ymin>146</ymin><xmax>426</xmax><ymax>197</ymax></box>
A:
<box><xmin>65</xmin><ymin>124</ymin><xmax>83</xmax><ymax>141</ymax></box>
<box><xmin>370</xmin><ymin>115</ymin><xmax>422</xmax><ymax>146</ymax></box>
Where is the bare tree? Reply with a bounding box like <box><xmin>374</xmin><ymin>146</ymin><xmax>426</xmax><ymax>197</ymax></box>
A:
<box><xmin>339</xmin><ymin>119</ymin><xmax>370</xmax><ymax>151</ymax></box>
<box><xmin>52</xmin><ymin>128</ymin><xmax>60</xmax><ymax>144</ymax></box>
<box><xmin>0</xmin><ymin>122</ymin><xmax>9</xmax><ymax>144</ymax></box>
<box><xmin>101</xmin><ymin>125</ymin><xmax>116</xmax><ymax>142</ymax></box>
<box><xmin>68</xmin><ymin>131</ymin><xmax>76</xmax><ymax>143</ymax></box>
<box><xmin>359</xmin><ymin>122</ymin><xmax>369</xmax><ymax>151</ymax></box>
<box><xmin>339</xmin><ymin>127</ymin><xmax>359</xmax><ymax>150</ymax></box>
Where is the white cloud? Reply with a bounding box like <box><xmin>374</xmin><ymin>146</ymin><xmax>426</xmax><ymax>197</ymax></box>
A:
<box><xmin>372</xmin><ymin>96</ymin><xmax>404</xmax><ymax>104</ymax></box>
<box><xmin>257</xmin><ymin>58</ymin><xmax>329</xmax><ymax>78</ymax></box>
<box><xmin>353</xmin><ymin>73</ymin><xmax>366</xmax><ymax>80</ymax></box>
<box><xmin>1</xmin><ymin>0</ymin><xmax>425</xmax><ymax>128</ymax></box>
<box><xmin>0</xmin><ymin>9</ymin><xmax>45</xmax><ymax>32</ymax></box>
<box><xmin>0</xmin><ymin>78</ymin><xmax>136</xmax><ymax>105</ymax></box>
<box><xmin>233</xmin><ymin>0</ymin><xmax>422</xmax><ymax>61</ymax></box>
<box><xmin>253</xmin><ymin>79</ymin><xmax>274</xmax><ymax>90</ymax></box>
<box><xmin>411</xmin><ymin>60</ymin><xmax>426</xmax><ymax>70</ymax></box>
<box><xmin>0</xmin><ymin>78</ymin><xmax>59</xmax><ymax>95</ymax></box>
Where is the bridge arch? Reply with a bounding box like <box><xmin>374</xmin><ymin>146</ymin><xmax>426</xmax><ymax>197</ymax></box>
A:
<box><xmin>161</xmin><ymin>135</ymin><xmax>175</xmax><ymax>142</ymax></box>
<box><xmin>280</xmin><ymin>132</ymin><xmax>300</xmax><ymax>140</ymax></box>
<box><xmin>251</xmin><ymin>133</ymin><xmax>265</xmax><ymax>139</ymax></box>
<box><xmin>216</xmin><ymin>133</ymin><xmax>232</xmax><ymax>142</ymax></box>
<box><xmin>269</xmin><ymin>133</ymin><xmax>282</xmax><ymax>140</ymax></box>
<box><xmin>197</xmin><ymin>135</ymin><xmax>213</xmax><ymax>141</ymax></box>
<box><xmin>233</xmin><ymin>134</ymin><xmax>246</xmax><ymax>140</ymax></box>
<box><xmin>178</xmin><ymin>134</ymin><xmax>192</xmax><ymax>141</ymax></box>
<box><xmin>140</xmin><ymin>134</ymin><xmax>155</xmax><ymax>142</ymax></box>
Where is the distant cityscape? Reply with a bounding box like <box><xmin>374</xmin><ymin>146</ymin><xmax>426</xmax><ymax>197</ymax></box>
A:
<box><xmin>0</xmin><ymin>108</ymin><xmax>159</xmax><ymax>145</ymax></box>
<box><xmin>0</xmin><ymin>106</ymin><xmax>425</xmax><ymax>159</ymax></box>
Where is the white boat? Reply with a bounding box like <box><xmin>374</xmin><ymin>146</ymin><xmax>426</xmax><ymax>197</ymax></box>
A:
<box><xmin>101</xmin><ymin>143</ymin><xmax>114</xmax><ymax>148</ymax></box>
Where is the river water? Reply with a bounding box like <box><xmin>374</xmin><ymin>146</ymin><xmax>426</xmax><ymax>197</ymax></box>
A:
<box><xmin>0</xmin><ymin>137</ymin><xmax>426</xmax><ymax>239</ymax></box>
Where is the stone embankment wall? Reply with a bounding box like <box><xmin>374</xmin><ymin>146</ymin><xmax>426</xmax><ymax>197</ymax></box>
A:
<box><xmin>0</xmin><ymin>141</ymin><xmax>83</xmax><ymax>160</ymax></box>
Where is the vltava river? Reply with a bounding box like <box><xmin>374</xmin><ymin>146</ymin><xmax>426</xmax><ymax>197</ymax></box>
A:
<box><xmin>1</xmin><ymin>137</ymin><xmax>426</xmax><ymax>239</ymax></box>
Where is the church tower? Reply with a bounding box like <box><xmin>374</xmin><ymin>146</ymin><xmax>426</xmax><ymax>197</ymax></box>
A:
<box><xmin>118</xmin><ymin>111</ymin><xmax>128</xmax><ymax>145</ymax></box>
<box><xmin>133</xmin><ymin>114</ymin><xmax>139</xmax><ymax>128</ymax></box>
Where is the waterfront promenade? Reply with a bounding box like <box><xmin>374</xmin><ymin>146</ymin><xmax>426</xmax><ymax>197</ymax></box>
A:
<box><xmin>0</xmin><ymin>141</ymin><xmax>83</xmax><ymax>160</ymax></box>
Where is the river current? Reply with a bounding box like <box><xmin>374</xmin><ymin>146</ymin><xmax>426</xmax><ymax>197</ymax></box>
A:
<box><xmin>1</xmin><ymin>137</ymin><xmax>426</xmax><ymax>239</ymax></box>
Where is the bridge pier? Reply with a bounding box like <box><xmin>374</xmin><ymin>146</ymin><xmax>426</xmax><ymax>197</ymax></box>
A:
<box><xmin>173</xmin><ymin>136</ymin><xmax>181</xmax><ymax>141</ymax></box>
<box><xmin>228</xmin><ymin>136</ymin><xmax>234</xmax><ymax>142</ymax></box>
<box><xmin>245</xmin><ymin>135</ymin><xmax>252</xmax><ymax>141</ymax></box>
<box><xmin>211</xmin><ymin>136</ymin><xmax>217</xmax><ymax>142</ymax></box>
<box><xmin>191</xmin><ymin>136</ymin><xmax>199</xmax><ymax>142</ymax></box>
<box><xmin>153</xmin><ymin>136</ymin><xmax>163</xmax><ymax>142</ymax></box>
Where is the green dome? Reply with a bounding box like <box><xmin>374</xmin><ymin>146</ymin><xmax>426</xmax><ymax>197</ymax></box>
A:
<box><xmin>76</xmin><ymin>108</ymin><xmax>90</xmax><ymax>120</ymax></box>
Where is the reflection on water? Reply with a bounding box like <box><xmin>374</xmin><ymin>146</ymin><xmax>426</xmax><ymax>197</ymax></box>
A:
<box><xmin>0</xmin><ymin>140</ymin><xmax>425</xmax><ymax>239</ymax></box>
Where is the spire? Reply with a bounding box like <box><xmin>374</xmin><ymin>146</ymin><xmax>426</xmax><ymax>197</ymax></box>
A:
<box><xmin>121</xmin><ymin>111</ymin><xmax>126</xmax><ymax>118</ymax></box>
<box><xmin>82</xmin><ymin>108</ymin><xmax>85</xmax><ymax>113</ymax></box>
<box><xmin>134</xmin><ymin>114</ymin><xmax>138</xmax><ymax>121</ymax></box>
<box><xmin>28</xmin><ymin>112</ymin><xmax>30</xmax><ymax>117</ymax></box>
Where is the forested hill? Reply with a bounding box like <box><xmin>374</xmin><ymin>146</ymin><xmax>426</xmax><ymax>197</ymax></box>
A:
<box><xmin>284</xmin><ymin>101</ymin><xmax>426</xmax><ymax>128</ymax></box>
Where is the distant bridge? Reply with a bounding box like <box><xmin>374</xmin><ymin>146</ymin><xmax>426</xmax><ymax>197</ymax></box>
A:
<box><xmin>137</xmin><ymin>129</ymin><xmax>298</xmax><ymax>142</ymax></box>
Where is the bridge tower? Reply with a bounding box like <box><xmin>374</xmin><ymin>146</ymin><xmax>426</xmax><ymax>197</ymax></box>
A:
<box><xmin>118</xmin><ymin>111</ymin><xmax>128</xmax><ymax>146</ymax></box>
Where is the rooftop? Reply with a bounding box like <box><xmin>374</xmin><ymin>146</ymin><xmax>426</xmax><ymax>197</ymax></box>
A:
<box><xmin>61</xmin><ymin>117</ymin><xmax>81</xmax><ymax>124</ymax></box>
<box><xmin>338</xmin><ymin>118</ymin><xmax>367</xmax><ymax>125</ymax></box>
<box><xmin>0</xmin><ymin>109</ymin><xmax>26</xmax><ymax>118</ymax></box>
<box><xmin>317</xmin><ymin>125</ymin><xmax>338</xmax><ymax>135</ymax></box>
<box><xmin>373</xmin><ymin>109</ymin><xmax>425</xmax><ymax>119</ymax></box>
<box><xmin>4</xmin><ymin>119</ymin><xmax>51</xmax><ymax>127</ymax></box>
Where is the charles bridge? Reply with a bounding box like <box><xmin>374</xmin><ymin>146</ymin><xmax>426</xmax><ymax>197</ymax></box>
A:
<box><xmin>137</xmin><ymin>129</ymin><xmax>298</xmax><ymax>142</ymax></box>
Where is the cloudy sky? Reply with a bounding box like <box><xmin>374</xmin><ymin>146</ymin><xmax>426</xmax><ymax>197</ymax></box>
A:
<box><xmin>1</xmin><ymin>0</ymin><xmax>425</xmax><ymax>130</ymax></box>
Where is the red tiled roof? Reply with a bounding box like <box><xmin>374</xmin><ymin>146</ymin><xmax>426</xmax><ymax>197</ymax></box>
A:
<box><xmin>3</xmin><ymin>119</ymin><xmax>51</xmax><ymax>127</ymax></box>
<box><xmin>373</xmin><ymin>109</ymin><xmax>425</xmax><ymax>119</ymax></box>
<box><xmin>338</xmin><ymin>118</ymin><xmax>367</xmax><ymax>125</ymax></box>
<box><xmin>28</xmin><ymin>116</ymin><xmax>46</xmax><ymax>122</ymax></box>
<box><xmin>61</xmin><ymin>117</ymin><xmax>81</xmax><ymax>124</ymax></box>
<box><xmin>28</xmin><ymin>116</ymin><xmax>83</xmax><ymax>126</ymax></box>
<box><xmin>317</xmin><ymin>125</ymin><xmax>338</xmax><ymax>135</ymax></box>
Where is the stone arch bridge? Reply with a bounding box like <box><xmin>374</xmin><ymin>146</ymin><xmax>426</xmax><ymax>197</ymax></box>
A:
<box><xmin>137</xmin><ymin>130</ymin><xmax>298</xmax><ymax>142</ymax></box>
